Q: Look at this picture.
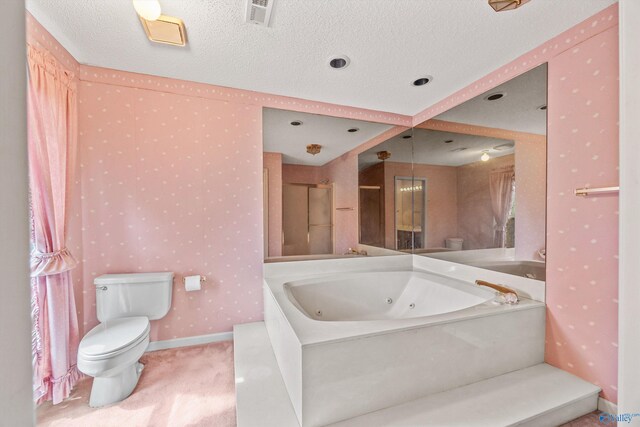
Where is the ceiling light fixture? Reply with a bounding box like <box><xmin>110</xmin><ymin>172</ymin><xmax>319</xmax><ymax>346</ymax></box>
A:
<box><xmin>329</xmin><ymin>56</ymin><xmax>350</xmax><ymax>70</ymax></box>
<box><xmin>485</xmin><ymin>92</ymin><xmax>505</xmax><ymax>101</ymax></box>
<box><xmin>488</xmin><ymin>0</ymin><xmax>530</xmax><ymax>12</ymax></box>
<box><xmin>347</xmin><ymin>128</ymin><xmax>359</xmax><ymax>133</ymax></box>
<box><xmin>133</xmin><ymin>0</ymin><xmax>162</xmax><ymax>21</ymax></box>
<box><xmin>290</xmin><ymin>120</ymin><xmax>303</xmax><ymax>126</ymax></box>
<box><xmin>307</xmin><ymin>144</ymin><xmax>322</xmax><ymax>155</ymax></box>
<box><xmin>493</xmin><ymin>142</ymin><xmax>515</xmax><ymax>151</ymax></box>
<box><xmin>377</xmin><ymin>151</ymin><xmax>391</xmax><ymax>161</ymax></box>
<box><xmin>412</xmin><ymin>76</ymin><xmax>432</xmax><ymax>87</ymax></box>
<box><xmin>481</xmin><ymin>151</ymin><xmax>491</xmax><ymax>162</ymax></box>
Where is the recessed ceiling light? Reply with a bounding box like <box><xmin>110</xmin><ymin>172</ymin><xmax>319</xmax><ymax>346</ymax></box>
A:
<box><xmin>484</xmin><ymin>92</ymin><xmax>505</xmax><ymax>101</ymax></box>
<box><xmin>444</xmin><ymin>139</ymin><xmax>453</xmax><ymax>143</ymax></box>
<box><xmin>450</xmin><ymin>147</ymin><xmax>468</xmax><ymax>152</ymax></box>
<box><xmin>329</xmin><ymin>56</ymin><xmax>350</xmax><ymax>70</ymax></box>
<box><xmin>347</xmin><ymin>127</ymin><xmax>359</xmax><ymax>133</ymax></box>
<box><xmin>290</xmin><ymin>120</ymin><xmax>303</xmax><ymax>126</ymax></box>
<box><xmin>412</xmin><ymin>76</ymin><xmax>432</xmax><ymax>87</ymax></box>
<box><xmin>481</xmin><ymin>151</ymin><xmax>491</xmax><ymax>162</ymax></box>
<box><xmin>402</xmin><ymin>135</ymin><xmax>412</xmax><ymax>139</ymax></box>
<box><xmin>538</xmin><ymin>104</ymin><xmax>547</xmax><ymax>111</ymax></box>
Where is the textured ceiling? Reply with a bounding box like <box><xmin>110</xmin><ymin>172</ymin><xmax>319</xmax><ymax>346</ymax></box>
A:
<box><xmin>263</xmin><ymin>108</ymin><xmax>392</xmax><ymax>166</ymax></box>
<box><xmin>26</xmin><ymin>0</ymin><xmax>616</xmax><ymax>115</ymax></box>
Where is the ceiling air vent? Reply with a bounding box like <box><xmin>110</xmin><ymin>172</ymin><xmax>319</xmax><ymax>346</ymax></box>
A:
<box><xmin>245</xmin><ymin>0</ymin><xmax>274</xmax><ymax>27</ymax></box>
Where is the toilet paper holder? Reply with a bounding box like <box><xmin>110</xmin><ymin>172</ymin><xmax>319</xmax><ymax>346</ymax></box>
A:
<box><xmin>182</xmin><ymin>275</ymin><xmax>207</xmax><ymax>284</ymax></box>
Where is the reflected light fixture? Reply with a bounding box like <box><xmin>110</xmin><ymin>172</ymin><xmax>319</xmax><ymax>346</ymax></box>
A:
<box><xmin>307</xmin><ymin>144</ymin><xmax>322</xmax><ymax>155</ymax></box>
<box><xmin>488</xmin><ymin>0</ymin><xmax>530</xmax><ymax>12</ymax></box>
<box><xmin>481</xmin><ymin>151</ymin><xmax>491</xmax><ymax>162</ymax></box>
<box><xmin>377</xmin><ymin>151</ymin><xmax>391</xmax><ymax>161</ymax></box>
<box><xmin>133</xmin><ymin>0</ymin><xmax>162</xmax><ymax>21</ymax></box>
<box><xmin>400</xmin><ymin>185</ymin><xmax>423</xmax><ymax>193</ymax></box>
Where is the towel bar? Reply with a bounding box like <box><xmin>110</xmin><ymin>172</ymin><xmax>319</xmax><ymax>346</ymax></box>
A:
<box><xmin>574</xmin><ymin>186</ymin><xmax>619</xmax><ymax>196</ymax></box>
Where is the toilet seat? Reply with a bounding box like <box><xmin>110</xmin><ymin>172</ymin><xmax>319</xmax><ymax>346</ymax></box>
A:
<box><xmin>79</xmin><ymin>316</ymin><xmax>150</xmax><ymax>361</ymax></box>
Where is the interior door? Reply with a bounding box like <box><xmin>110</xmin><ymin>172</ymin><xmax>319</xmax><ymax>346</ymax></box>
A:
<box><xmin>308</xmin><ymin>186</ymin><xmax>333</xmax><ymax>254</ymax></box>
<box><xmin>282</xmin><ymin>184</ymin><xmax>310</xmax><ymax>256</ymax></box>
<box><xmin>359</xmin><ymin>186</ymin><xmax>383</xmax><ymax>246</ymax></box>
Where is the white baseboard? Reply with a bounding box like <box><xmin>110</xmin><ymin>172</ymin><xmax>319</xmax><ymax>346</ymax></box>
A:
<box><xmin>146</xmin><ymin>331</ymin><xmax>233</xmax><ymax>352</ymax></box>
<box><xmin>598</xmin><ymin>397</ymin><xmax>618</xmax><ymax>414</ymax></box>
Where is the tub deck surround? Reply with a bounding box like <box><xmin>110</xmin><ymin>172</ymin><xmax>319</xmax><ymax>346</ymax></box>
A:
<box><xmin>235</xmin><ymin>323</ymin><xmax>599</xmax><ymax>427</ymax></box>
<box><xmin>413</xmin><ymin>252</ymin><xmax>546</xmax><ymax>302</ymax></box>
<box><xmin>263</xmin><ymin>256</ymin><xmax>546</xmax><ymax>426</ymax></box>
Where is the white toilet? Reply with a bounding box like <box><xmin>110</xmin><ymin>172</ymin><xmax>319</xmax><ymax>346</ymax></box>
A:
<box><xmin>445</xmin><ymin>237</ymin><xmax>464</xmax><ymax>251</ymax></box>
<box><xmin>78</xmin><ymin>272</ymin><xmax>174</xmax><ymax>407</ymax></box>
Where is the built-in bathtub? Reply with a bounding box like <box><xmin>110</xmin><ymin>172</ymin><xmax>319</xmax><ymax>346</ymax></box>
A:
<box><xmin>284</xmin><ymin>271</ymin><xmax>495</xmax><ymax>321</ymax></box>
<box><xmin>263</xmin><ymin>262</ymin><xmax>545</xmax><ymax>427</ymax></box>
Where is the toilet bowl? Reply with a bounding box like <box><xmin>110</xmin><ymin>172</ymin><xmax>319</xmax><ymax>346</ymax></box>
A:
<box><xmin>445</xmin><ymin>237</ymin><xmax>464</xmax><ymax>250</ymax></box>
<box><xmin>78</xmin><ymin>316</ymin><xmax>150</xmax><ymax>407</ymax></box>
<box><xmin>77</xmin><ymin>272</ymin><xmax>173</xmax><ymax>407</ymax></box>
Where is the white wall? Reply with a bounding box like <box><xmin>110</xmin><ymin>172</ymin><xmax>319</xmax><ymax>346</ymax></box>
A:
<box><xmin>0</xmin><ymin>1</ymin><xmax>35</xmax><ymax>426</ymax></box>
<box><xmin>618</xmin><ymin>0</ymin><xmax>640</xmax><ymax>419</ymax></box>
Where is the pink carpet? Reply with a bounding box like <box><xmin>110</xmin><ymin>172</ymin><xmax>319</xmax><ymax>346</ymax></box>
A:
<box><xmin>37</xmin><ymin>342</ymin><xmax>236</xmax><ymax>427</ymax></box>
<box><xmin>37</xmin><ymin>340</ymin><xmax>602</xmax><ymax>427</ymax></box>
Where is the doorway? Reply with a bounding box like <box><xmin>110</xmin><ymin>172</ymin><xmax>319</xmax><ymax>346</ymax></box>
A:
<box><xmin>282</xmin><ymin>184</ymin><xmax>333</xmax><ymax>256</ymax></box>
<box><xmin>394</xmin><ymin>177</ymin><xmax>426</xmax><ymax>250</ymax></box>
<box><xmin>359</xmin><ymin>185</ymin><xmax>384</xmax><ymax>247</ymax></box>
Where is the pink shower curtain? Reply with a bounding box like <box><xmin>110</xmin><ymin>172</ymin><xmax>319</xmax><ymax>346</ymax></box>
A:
<box><xmin>489</xmin><ymin>169</ymin><xmax>515</xmax><ymax>248</ymax></box>
<box><xmin>27</xmin><ymin>44</ymin><xmax>81</xmax><ymax>405</ymax></box>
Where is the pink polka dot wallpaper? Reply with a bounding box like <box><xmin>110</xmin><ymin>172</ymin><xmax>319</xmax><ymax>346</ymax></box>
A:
<box><xmin>411</xmin><ymin>4</ymin><xmax>619</xmax><ymax>403</ymax></box>
<box><xmin>77</xmin><ymin>82</ymin><xmax>265</xmax><ymax>341</ymax></box>
<box><xmin>27</xmin><ymin>3</ymin><xmax>621</xmax><ymax>404</ymax></box>
<box><xmin>545</xmin><ymin>25</ymin><xmax>619</xmax><ymax>402</ymax></box>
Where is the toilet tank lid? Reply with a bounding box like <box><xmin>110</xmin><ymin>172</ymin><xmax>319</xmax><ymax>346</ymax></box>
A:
<box><xmin>94</xmin><ymin>272</ymin><xmax>174</xmax><ymax>286</ymax></box>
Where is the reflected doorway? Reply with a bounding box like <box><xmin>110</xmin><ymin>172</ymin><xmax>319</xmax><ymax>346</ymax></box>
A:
<box><xmin>359</xmin><ymin>185</ymin><xmax>384</xmax><ymax>247</ymax></box>
<box><xmin>395</xmin><ymin>177</ymin><xmax>426</xmax><ymax>250</ymax></box>
<box><xmin>282</xmin><ymin>184</ymin><xmax>333</xmax><ymax>256</ymax></box>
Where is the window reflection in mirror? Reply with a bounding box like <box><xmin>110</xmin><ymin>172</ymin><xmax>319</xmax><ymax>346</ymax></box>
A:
<box><xmin>413</xmin><ymin>63</ymin><xmax>548</xmax><ymax>281</ymax></box>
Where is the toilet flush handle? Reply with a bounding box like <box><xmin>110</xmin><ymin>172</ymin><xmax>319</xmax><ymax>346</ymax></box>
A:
<box><xmin>97</xmin><ymin>286</ymin><xmax>108</xmax><ymax>291</ymax></box>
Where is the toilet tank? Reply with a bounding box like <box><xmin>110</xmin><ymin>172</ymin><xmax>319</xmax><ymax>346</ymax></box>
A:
<box><xmin>94</xmin><ymin>272</ymin><xmax>174</xmax><ymax>322</ymax></box>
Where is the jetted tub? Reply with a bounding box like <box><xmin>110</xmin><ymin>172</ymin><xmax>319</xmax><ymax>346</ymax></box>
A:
<box><xmin>264</xmin><ymin>267</ymin><xmax>546</xmax><ymax>427</ymax></box>
<box><xmin>285</xmin><ymin>271</ymin><xmax>494</xmax><ymax>322</ymax></box>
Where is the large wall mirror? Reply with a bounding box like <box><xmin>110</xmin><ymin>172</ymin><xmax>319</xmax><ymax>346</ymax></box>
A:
<box><xmin>358</xmin><ymin>64</ymin><xmax>548</xmax><ymax>280</ymax></box>
<box><xmin>413</xmin><ymin>64</ymin><xmax>547</xmax><ymax>280</ymax></box>
<box><xmin>262</xmin><ymin>107</ymin><xmax>409</xmax><ymax>261</ymax></box>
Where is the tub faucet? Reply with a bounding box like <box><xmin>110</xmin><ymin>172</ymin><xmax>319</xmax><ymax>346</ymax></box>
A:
<box><xmin>345</xmin><ymin>248</ymin><xmax>368</xmax><ymax>256</ymax></box>
<box><xmin>475</xmin><ymin>280</ymin><xmax>519</xmax><ymax>304</ymax></box>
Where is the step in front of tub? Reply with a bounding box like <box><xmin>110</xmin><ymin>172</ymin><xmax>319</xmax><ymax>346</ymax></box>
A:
<box><xmin>234</xmin><ymin>322</ymin><xmax>600</xmax><ymax>427</ymax></box>
<box><xmin>234</xmin><ymin>322</ymin><xmax>300</xmax><ymax>427</ymax></box>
